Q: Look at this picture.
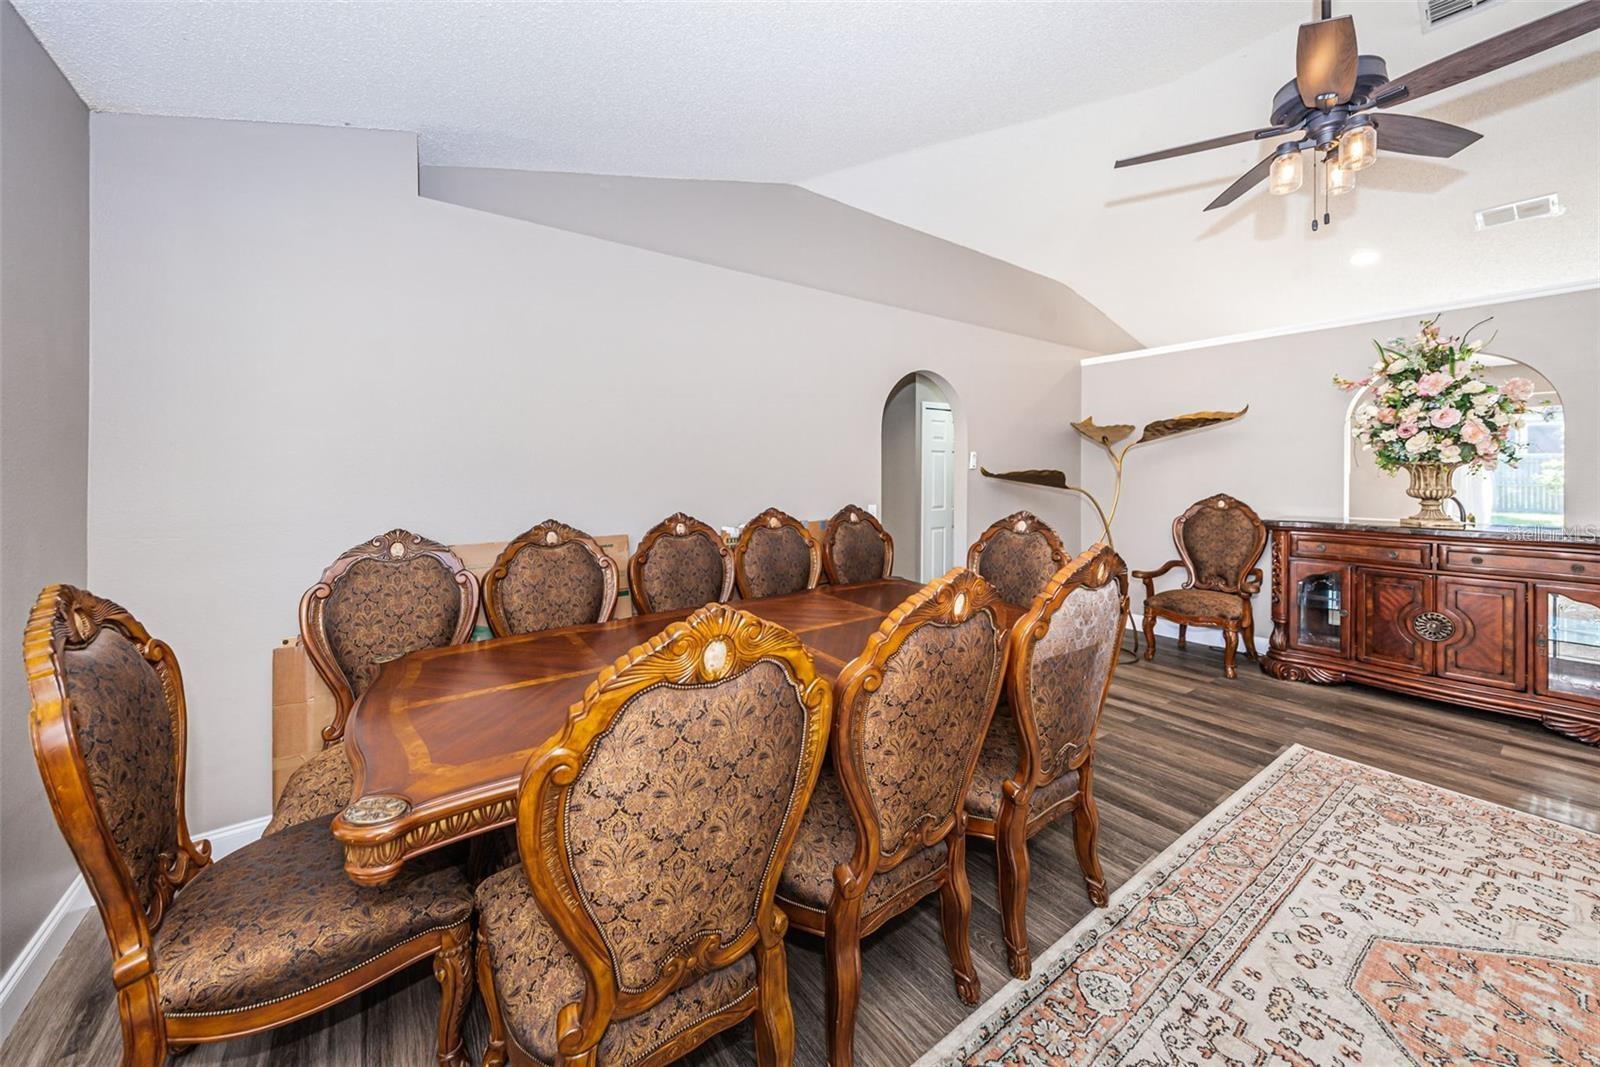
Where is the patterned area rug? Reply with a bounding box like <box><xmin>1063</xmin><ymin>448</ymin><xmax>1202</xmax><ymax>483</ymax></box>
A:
<box><xmin>919</xmin><ymin>745</ymin><xmax>1600</xmax><ymax>1066</ymax></box>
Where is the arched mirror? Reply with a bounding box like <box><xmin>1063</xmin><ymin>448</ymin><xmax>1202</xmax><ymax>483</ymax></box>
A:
<box><xmin>1345</xmin><ymin>355</ymin><xmax>1564</xmax><ymax>528</ymax></box>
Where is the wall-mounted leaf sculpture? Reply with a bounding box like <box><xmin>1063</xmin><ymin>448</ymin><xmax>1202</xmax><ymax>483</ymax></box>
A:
<box><xmin>1070</xmin><ymin>418</ymin><xmax>1136</xmax><ymax>448</ymax></box>
<box><xmin>979</xmin><ymin>466</ymin><xmax>1068</xmax><ymax>489</ymax></box>
<box><xmin>1136</xmin><ymin>407</ymin><xmax>1248</xmax><ymax>444</ymax></box>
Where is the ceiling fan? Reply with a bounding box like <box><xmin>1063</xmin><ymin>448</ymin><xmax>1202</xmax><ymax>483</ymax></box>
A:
<box><xmin>1115</xmin><ymin>0</ymin><xmax>1600</xmax><ymax>225</ymax></box>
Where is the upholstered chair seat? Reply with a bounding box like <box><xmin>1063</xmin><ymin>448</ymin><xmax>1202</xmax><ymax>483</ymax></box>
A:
<box><xmin>775</xmin><ymin>768</ymin><xmax>946</xmax><ymax>912</ymax></box>
<box><xmin>822</xmin><ymin>505</ymin><xmax>893</xmax><ymax>586</ymax></box>
<box><xmin>1134</xmin><ymin>495</ymin><xmax>1266</xmax><ymax>678</ymax></box>
<box><xmin>156</xmin><ymin>815</ymin><xmax>472</xmax><ymax>1016</ymax></box>
<box><xmin>964</xmin><ymin>716</ymin><xmax>1080</xmax><ymax>822</ymax></box>
<box><xmin>475</xmin><ymin>863</ymin><xmax>759</xmax><ymax>1065</ymax></box>
<box><xmin>967</xmin><ymin>512</ymin><xmax>1069</xmax><ymax>607</ymax></box>
<box><xmin>734</xmin><ymin>508</ymin><xmax>821</xmax><ymax>599</ymax></box>
<box><xmin>265</xmin><ymin>743</ymin><xmax>353</xmax><ymax>835</ymax></box>
<box><xmin>629</xmin><ymin>513</ymin><xmax>734</xmax><ymax>615</ymax></box>
<box><xmin>1146</xmin><ymin>587</ymin><xmax>1245</xmax><ymax>621</ymax></box>
<box><xmin>485</xmin><ymin>520</ymin><xmax>617</xmax><ymax>637</ymax></box>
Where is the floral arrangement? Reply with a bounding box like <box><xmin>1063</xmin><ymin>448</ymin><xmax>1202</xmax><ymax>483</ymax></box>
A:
<box><xmin>1334</xmin><ymin>318</ymin><xmax>1535</xmax><ymax>473</ymax></box>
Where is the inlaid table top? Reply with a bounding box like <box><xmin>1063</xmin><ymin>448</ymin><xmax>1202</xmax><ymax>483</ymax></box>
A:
<box><xmin>333</xmin><ymin>578</ymin><xmax>935</xmax><ymax>883</ymax></box>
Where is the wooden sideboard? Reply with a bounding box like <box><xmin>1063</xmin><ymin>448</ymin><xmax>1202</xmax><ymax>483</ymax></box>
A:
<box><xmin>1261</xmin><ymin>520</ymin><xmax>1600</xmax><ymax>743</ymax></box>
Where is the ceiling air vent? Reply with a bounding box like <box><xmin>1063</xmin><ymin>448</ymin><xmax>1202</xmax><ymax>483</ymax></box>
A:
<box><xmin>1420</xmin><ymin>0</ymin><xmax>1499</xmax><ymax>31</ymax></box>
<box><xmin>1474</xmin><ymin>193</ymin><xmax>1564</xmax><ymax>230</ymax></box>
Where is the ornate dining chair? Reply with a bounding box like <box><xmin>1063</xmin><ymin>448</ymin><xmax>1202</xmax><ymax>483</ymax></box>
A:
<box><xmin>777</xmin><ymin>569</ymin><xmax>1008</xmax><ymax>1067</ymax></box>
<box><xmin>965</xmin><ymin>545</ymin><xmax>1128</xmax><ymax>979</ymax></box>
<box><xmin>473</xmin><ymin>604</ymin><xmax>832</xmax><ymax>1067</ymax></box>
<box><xmin>966</xmin><ymin>511</ymin><xmax>1070</xmax><ymax>607</ymax></box>
<box><xmin>628</xmin><ymin>512</ymin><xmax>734</xmax><ymax>615</ymax></box>
<box><xmin>24</xmin><ymin>585</ymin><xmax>475</xmax><ymax>1067</ymax></box>
<box><xmin>1134</xmin><ymin>493</ymin><xmax>1266</xmax><ymax>679</ymax></box>
<box><xmin>268</xmin><ymin>529</ymin><xmax>478</xmax><ymax>835</ymax></box>
<box><xmin>821</xmin><ymin>504</ymin><xmax>893</xmax><ymax>586</ymax></box>
<box><xmin>484</xmin><ymin>520</ymin><xmax>618</xmax><ymax>638</ymax></box>
<box><xmin>734</xmin><ymin>507</ymin><xmax>821</xmax><ymax>599</ymax></box>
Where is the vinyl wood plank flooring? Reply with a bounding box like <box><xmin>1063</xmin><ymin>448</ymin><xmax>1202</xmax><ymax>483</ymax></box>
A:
<box><xmin>7</xmin><ymin>639</ymin><xmax>1598</xmax><ymax>1066</ymax></box>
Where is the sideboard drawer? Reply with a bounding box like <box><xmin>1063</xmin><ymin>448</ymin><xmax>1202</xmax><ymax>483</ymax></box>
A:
<box><xmin>1441</xmin><ymin>545</ymin><xmax>1595</xmax><ymax>581</ymax></box>
<box><xmin>1291</xmin><ymin>534</ymin><xmax>1427</xmax><ymax>568</ymax></box>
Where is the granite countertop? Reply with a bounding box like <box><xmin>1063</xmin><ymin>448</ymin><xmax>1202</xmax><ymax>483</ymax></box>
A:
<box><xmin>1267</xmin><ymin>518</ymin><xmax>1600</xmax><ymax>546</ymax></box>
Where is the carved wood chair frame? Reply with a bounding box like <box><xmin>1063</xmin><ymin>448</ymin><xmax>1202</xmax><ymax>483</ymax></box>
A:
<box><xmin>1133</xmin><ymin>493</ymin><xmax>1266</xmax><ymax>679</ymax></box>
<box><xmin>482</xmin><ymin>520</ymin><xmax>619</xmax><ymax>638</ymax></box>
<box><xmin>300</xmin><ymin>528</ymin><xmax>479</xmax><ymax>747</ymax></box>
<box><xmin>777</xmin><ymin>569</ymin><xmax>1008</xmax><ymax>1067</ymax></box>
<box><xmin>480</xmin><ymin>604</ymin><xmax>832</xmax><ymax>1067</ymax></box>
<box><xmin>965</xmin><ymin>511</ymin><xmax>1070</xmax><ymax>600</ymax></box>
<box><xmin>732</xmin><ymin>507</ymin><xmax>822</xmax><ymax>599</ymax></box>
<box><xmin>24</xmin><ymin>584</ymin><xmax>472</xmax><ymax>1067</ymax></box>
<box><xmin>820</xmin><ymin>504</ymin><xmax>894</xmax><ymax>586</ymax></box>
<box><xmin>627</xmin><ymin>512</ymin><xmax>734</xmax><ymax>616</ymax></box>
<box><xmin>965</xmin><ymin>546</ymin><xmax>1129</xmax><ymax>979</ymax></box>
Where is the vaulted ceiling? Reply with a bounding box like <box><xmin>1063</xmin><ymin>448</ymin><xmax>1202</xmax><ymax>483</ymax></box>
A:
<box><xmin>16</xmin><ymin>0</ymin><xmax>1600</xmax><ymax>348</ymax></box>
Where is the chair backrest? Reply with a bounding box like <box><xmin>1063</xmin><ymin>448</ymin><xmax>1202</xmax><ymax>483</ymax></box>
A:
<box><xmin>1008</xmin><ymin>546</ymin><xmax>1129</xmax><ymax>793</ymax></box>
<box><xmin>821</xmin><ymin>504</ymin><xmax>893</xmax><ymax>585</ymax></box>
<box><xmin>301</xmin><ymin>529</ymin><xmax>478</xmax><ymax>744</ymax></box>
<box><xmin>833</xmin><ymin>569</ymin><xmax>1008</xmax><ymax>878</ymax></box>
<box><xmin>966</xmin><ymin>511</ymin><xmax>1069</xmax><ymax>607</ymax></box>
<box><xmin>516</xmin><ymin>604</ymin><xmax>831</xmax><ymax>1045</ymax></box>
<box><xmin>483</xmin><ymin>520</ymin><xmax>617</xmax><ymax>637</ymax></box>
<box><xmin>25</xmin><ymin>585</ymin><xmax>211</xmax><ymax>974</ymax></box>
<box><xmin>1173</xmin><ymin>494</ymin><xmax>1266</xmax><ymax>593</ymax></box>
<box><xmin>628</xmin><ymin>513</ymin><xmax>734</xmax><ymax>615</ymax></box>
<box><xmin>733</xmin><ymin>508</ymin><xmax>821</xmax><ymax>599</ymax></box>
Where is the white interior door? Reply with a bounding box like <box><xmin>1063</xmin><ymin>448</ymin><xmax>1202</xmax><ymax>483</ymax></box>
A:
<box><xmin>920</xmin><ymin>402</ymin><xmax>955</xmax><ymax>581</ymax></box>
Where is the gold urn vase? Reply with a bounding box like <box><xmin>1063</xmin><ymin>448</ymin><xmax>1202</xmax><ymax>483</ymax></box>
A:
<box><xmin>1399</xmin><ymin>462</ymin><xmax>1465</xmax><ymax>528</ymax></box>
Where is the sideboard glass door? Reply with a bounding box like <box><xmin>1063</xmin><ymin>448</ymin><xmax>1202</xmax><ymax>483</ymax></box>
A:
<box><xmin>1537</xmin><ymin>584</ymin><xmax>1600</xmax><ymax>705</ymax></box>
<box><xmin>1289</xmin><ymin>561</ymin><xmax>1348</xmax><ymax>655</ymax></box>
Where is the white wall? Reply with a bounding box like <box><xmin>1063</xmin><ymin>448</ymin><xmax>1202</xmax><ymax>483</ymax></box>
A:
<box><xmin>0</xmin><ymin>0</ymin><xmax>89</xmax><ymax>974</ymax></box>
<box><xmin>89</xmin><ymin>113</ymin><xmax>1084</xmax><ymax>832</ymax></box>
<box><xmin>1080</xmin><ymin>286</ymin><xmax>1600</xmax><ymax>642</ymax></box>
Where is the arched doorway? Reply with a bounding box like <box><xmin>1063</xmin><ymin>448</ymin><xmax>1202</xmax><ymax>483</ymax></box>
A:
<box><xmin>881</xmin><ymin>371</ymin><xmax>963</xmax><ymax>581</ymax></box>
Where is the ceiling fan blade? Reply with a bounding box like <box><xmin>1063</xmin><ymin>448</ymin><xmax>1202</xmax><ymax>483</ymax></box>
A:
<box><xmin>1374</xmin><ymin>0</ymin><xmax>1600</xmax><ymax>108</ymax></box>
<box><xmin>1297</xmin><ymin>15</ymin><xmax>1359</xmax><ymax>106</ymax></box>
<box><xmin>1205</xmin><ymin>154</ymin><xmax>1279</xmax><ymax>212</ymax></box>
<box><xmin>1372</xmin><ymin>113</ymin><xmax>1482</xmax><ymax>158</ymax></box>
<box><xmin>1115</xmin><ymin>126</ymin><xmax>1288</xmax><ymax>168</ymax></box>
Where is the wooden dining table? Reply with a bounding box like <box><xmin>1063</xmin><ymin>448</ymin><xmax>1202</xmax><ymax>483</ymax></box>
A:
<box><xmin>332</xmin><ymin>578</ymin><xmax>954</xmax><ymax>884</ymax></box>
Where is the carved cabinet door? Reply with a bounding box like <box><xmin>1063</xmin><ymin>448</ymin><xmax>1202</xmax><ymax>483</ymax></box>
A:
<box><xmin>1535</xmin><ymin>582</ymin><xmax>1600</xmax><ymax>707</ymax></box>
<box><xmin>1435</xmin><ymin>577</ymin><xmax>1527</xmax><ymax>691</ymax></box>
<box><xmin>1355</xmin><ymin>568</ymin><xmax>1433</xmax><ymax>675</ymax></box>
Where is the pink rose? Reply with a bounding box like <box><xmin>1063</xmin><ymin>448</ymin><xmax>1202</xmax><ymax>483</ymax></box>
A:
<box><xmin>1502</xmin><ymin>377</ymin><xmax>1535</xmax><ymax>402</ymax></box>
<box><xmin>1397</xmin><ymin>419</ymin><xmax>1419</xmax><ymax>439</ymax></box>
<box><xmin>1459</xmin><ymin>417</ymin><xmax>1489</xmax><ymax>445</ymax></box>
<box><xmin>1430</xmin><ymin>407</ymin><xmax>1462</xmax><ymax>429</ymax></box>
<box><xmin>1417</xmin><ymin>371</ymin><xmax>1453</xmax><ymax>397</ymax></box>
<box><xmin>1477</xmin><ymin>438</ymin><xmax>1499</xmax><ymax>459</ymax></box>
<box><xmin>1377</xmin><ymin>408</ymin><xmax>1398</xmax><ymax>425</ymax></box>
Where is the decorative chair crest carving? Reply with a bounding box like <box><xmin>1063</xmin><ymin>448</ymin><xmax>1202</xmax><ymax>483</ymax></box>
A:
<box><xmin>966</xmin><ymin>511</ymin><xmax>1069</xmax><ymax>607</ymax></box>
<box><xmin>628</xmin><ymin>512</ymin><xmax>734</xmax><ymax>616</ymax></box>
<box><xmin>821</xmin><ymin>504</ymin><xmax>893</xmax><ymax>586</ymax></box>
<box><xmin>733</xmin><ymin>508</ymin><xmax>821</xmax><ymax>600</ymax></box>
<box><xmin>483</xmin><ymin>519</ymin><xmax>617</xmax><ymax>638</ymax></box>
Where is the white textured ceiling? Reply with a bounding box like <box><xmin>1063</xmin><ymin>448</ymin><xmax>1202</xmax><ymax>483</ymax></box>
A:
<box><xmin>13</xmin><ymin>0</ymin><xmax>1306</xmax><ymax>182</ymax></box>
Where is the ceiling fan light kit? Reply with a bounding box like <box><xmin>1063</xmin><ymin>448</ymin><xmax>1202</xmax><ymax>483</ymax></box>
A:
<box><xmin>1113</xmin><ymin>0</ymin><xmax>1600</xmax><ymax>229</ymax></box>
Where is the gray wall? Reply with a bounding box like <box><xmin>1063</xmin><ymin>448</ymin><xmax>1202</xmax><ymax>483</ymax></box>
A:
<box><xmin>0</xmin><ymin>0</ymin><xmax>89</xmax><ymax>971</ymax></box>
<box><xmin>420</xmin><ymin>166</ymin><xmax>1140</xmax><ymax>354</ymax></box>
<box><xmin>89</xmin><ymin>113</ymin><xmax>1085</xmax><ymax>833</ymax></box>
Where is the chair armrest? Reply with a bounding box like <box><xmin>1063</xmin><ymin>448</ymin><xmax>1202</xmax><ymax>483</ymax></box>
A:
<box><xmin>1242</xmin><ymin>568</ymin><xmax>1264</xmax><ymax>596</ymax></box>
<box><xmin>1130</xmin><ymin>559</ymin><xmax>1184</xmax><ymax>599</ymax></box>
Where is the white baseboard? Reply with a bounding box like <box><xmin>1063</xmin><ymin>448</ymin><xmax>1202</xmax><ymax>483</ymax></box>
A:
<box><xmin>1129</xmin><ymin>617</ymin><xmax>1270</xmax><ymax>657</ymax></box>
<box><xmin>0</xmin><ymin>813</ymin><xmax>270</xmax><ymax>1040</ymax></box>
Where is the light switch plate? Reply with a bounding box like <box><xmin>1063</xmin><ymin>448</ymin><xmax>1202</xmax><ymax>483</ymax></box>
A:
<box><xmin>968</xmin><ymin>451</ymin><xmax>978</xmax><ymax>470</ymax></box>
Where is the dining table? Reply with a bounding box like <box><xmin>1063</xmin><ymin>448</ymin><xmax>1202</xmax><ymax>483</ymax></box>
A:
<box><xmin>332</xmin><ymin>577</ymin><xmax>992</xmax><ymax>884</ymax></box>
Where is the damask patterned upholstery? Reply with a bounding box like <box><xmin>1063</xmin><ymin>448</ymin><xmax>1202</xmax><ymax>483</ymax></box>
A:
<box><xmin>264</xmin><ymin>743</ymin><xmax>353</xmax><ymax>836</ymax></box>
<box><xmin>154</xmin><ymin>815</ymin><xmax>472</xmax><ymax>1016</ymax></box>
<box><xmin>59</xmin><ymin>629</ymin><xmax>179</xmax><ymax>917</ymax></box>
<box><xmin>476</xmin><ymin>864</ymin><xmax>758</xmax><ymax>1064</ymax></box>
<box><xmin>636</xmin><ymin>531</ymin><xmax>727</xmax><ymax>614</ymax></box>
<box><xmin>563</xmin><ymin>660</ymin><xmax>808</xmax><ymax>992</ymax></box>
<box><xmin>1181</xmin><ymin>504</ymin><xmax>1263</xmax><ymax>589</ymax></box>
<box><xmin>740</xmin><ymin>523</ymin><xmax>814</xmax><ymax>599</ymax></box>
<box><xmin>777</xmin><ymin>767</ymin><xmax>947</xmax><ymax>911</ymax></box>
<box><xmin>860</xmin><ymin>613</ymin><xmax>1004</xmax><ymax>851</ymax></box>
<box><xmin>1027</xmin><ymin>580</ymin><xmax>1122</xmax><ymax>780</ymax></box>
<box><xmin>973</xmin><ymin>526</ymin><xmax>1061</xmax><ymax>607</ymax></box>
<box><xmin>495</xmin><ymin>540</ymin><xmax>609</xmax><ymax>634</ymax></box>
<box><xmin>966</xmin><ymin>716</ymin><xmax>1081</xmax><ymax>821</ymax></box>
<box><xmin>323</xmin><ymin>555</ymin><xmax>464</xmax><ymax>697</ymax></box>
<box><xmin>1148</xmin><ymin>588</ymin><xmax>1245</xmax><ymax>620</ymax></box>
<box><xmin>828</xmin><ymin>517</ymin><xmax>887</xmax><ymax>585</ymax></box>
